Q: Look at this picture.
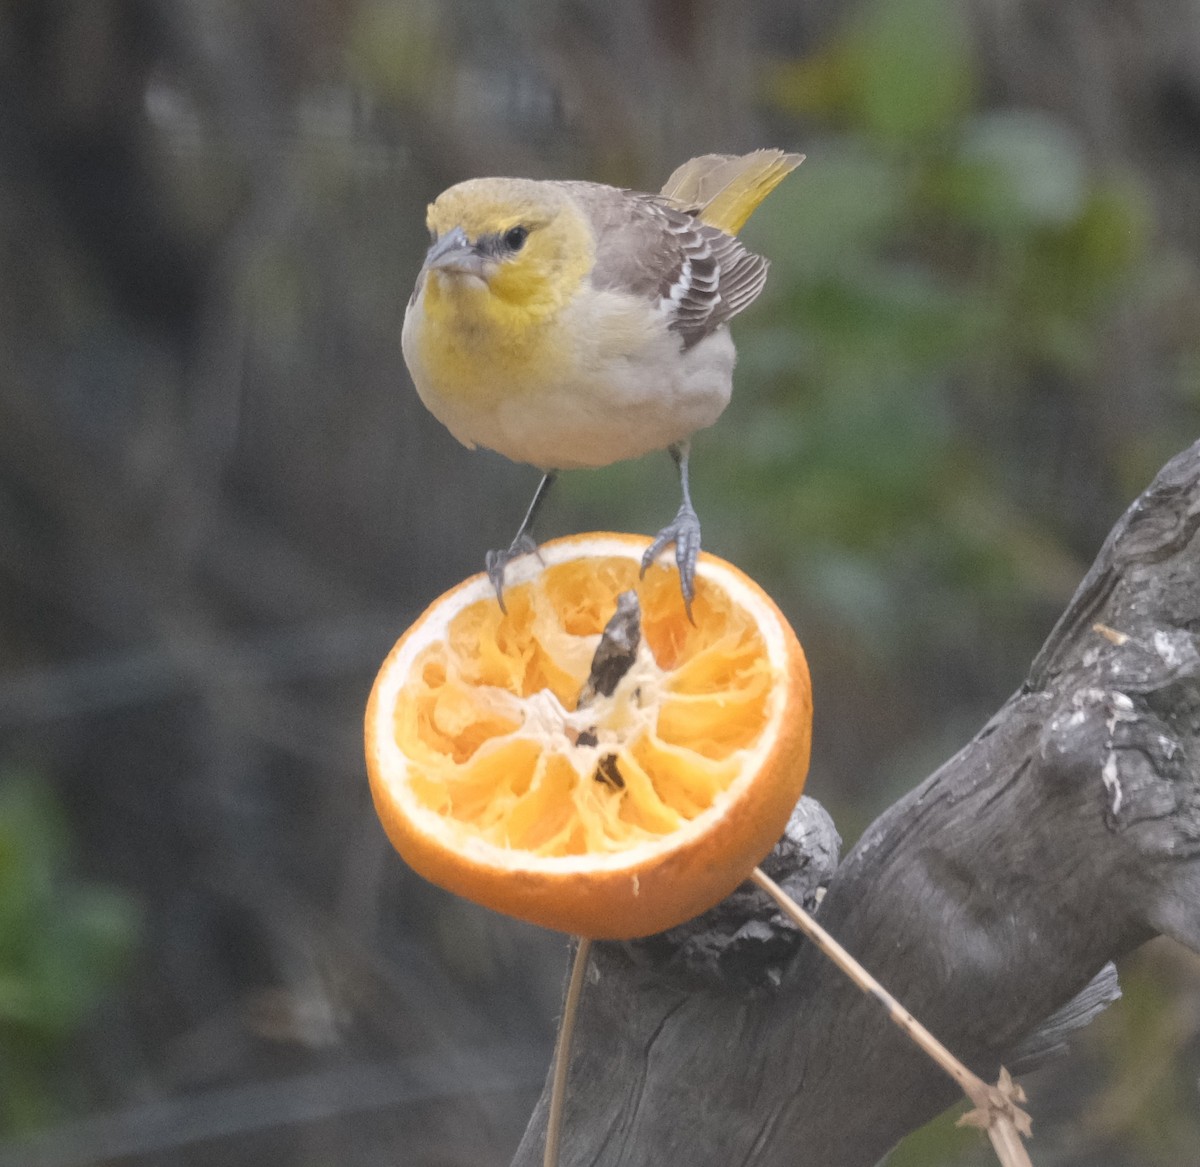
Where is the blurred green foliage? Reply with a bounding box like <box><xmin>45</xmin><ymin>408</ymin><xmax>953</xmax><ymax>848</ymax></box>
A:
<box><xmin>1069</xmin><ymin>944</ymin><xmax>1200</xmax><ymax>1166</ymax></box>
<box><xmin>769</xmin><ymin>0</ymin><xmax>976</xmax><ymax>144</ymax></box>
<box><xmin>0</xmin><ymin>772</ymin><xmax>139</xmax><ymax>1133</ymax></box>
<box><xmin>727</xmin><ymin>0</ymin><xmax>1160</xmax><ymax>636</ymax></box>
<box><xmin>884</xmin><ymin>1102</ymin><xmax>982</xmax><ymax>1167</ymax></box>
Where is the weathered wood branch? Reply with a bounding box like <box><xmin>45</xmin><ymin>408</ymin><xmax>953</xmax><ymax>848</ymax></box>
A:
<box><xmin>512</xmin><ymin>440</ymin><xmax>1200</xmax><ymax>1167</ymax></box>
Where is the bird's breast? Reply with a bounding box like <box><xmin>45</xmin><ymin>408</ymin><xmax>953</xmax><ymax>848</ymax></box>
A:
<box><xmin>406</xmin><ymin>277</ymin><xmax>572</xmax><ymax>406</ymax></box>
<box><xmin>402</xmin><ymin>283</ymin><xmax>734</xmax><ymax>469</ymax></box>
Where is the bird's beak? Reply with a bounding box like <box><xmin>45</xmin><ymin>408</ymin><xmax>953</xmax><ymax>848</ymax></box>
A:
<box><xmin>422</xmin><ymin>226</ymin><xmax>486</xmax><ymax>277</ymax></box>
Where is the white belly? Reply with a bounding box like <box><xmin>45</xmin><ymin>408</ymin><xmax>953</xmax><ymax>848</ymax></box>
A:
<box><xmin>492</xmin><ymin>328</ymin><xmax>734</xmax><ymax>469</ymax></box>
<box><xmin>403</xmin><ymin>291</ymin><xmax>736</xmax><ymax>471</ymax></box>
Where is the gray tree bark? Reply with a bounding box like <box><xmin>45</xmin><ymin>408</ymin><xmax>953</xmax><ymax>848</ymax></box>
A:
<box><xmin>512</xmin><ymin>439</ymin><xmax>1200</xmax><ymax>1167</ymax></box>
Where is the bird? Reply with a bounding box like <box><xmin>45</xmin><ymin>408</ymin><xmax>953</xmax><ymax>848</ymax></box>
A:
<box><xmin>402</xmin><ymin>149</ymin><xmax>803</xmax><ymax>618</ymax></box>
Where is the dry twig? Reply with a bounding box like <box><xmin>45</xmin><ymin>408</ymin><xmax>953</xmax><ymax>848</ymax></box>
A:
<box><xmin>750</xmin><ymin>866</ymin><xmax>1033</xmax><ymax>1166</ymax></box>
<box><xmin>543</xmin><ymin>937</ymin><xmax>592</xmax><ymax>1167</ymax></box>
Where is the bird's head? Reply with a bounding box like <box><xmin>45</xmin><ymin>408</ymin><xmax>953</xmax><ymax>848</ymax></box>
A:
<box><xmin>420</xmin><ymin>178</ymin><xmax>595</xmax><ymax>320</ymax></box>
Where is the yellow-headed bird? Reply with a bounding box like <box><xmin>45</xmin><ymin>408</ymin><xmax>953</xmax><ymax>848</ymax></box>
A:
<box><xmin>403</xmin><ymin>150</ymin><xmax>803</xmax><ymax>616</ymax></box>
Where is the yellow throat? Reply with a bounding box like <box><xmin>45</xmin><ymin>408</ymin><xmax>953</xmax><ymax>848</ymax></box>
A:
<box><xmin>414</xmin><ymin>179</ymin><xmax>595</xmax><ymax>399</ymax></box>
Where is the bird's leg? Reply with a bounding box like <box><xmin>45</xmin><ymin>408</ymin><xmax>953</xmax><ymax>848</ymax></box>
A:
<box><xmin>486</xmin><ymin>471</ymin><xmax>557</xmax><ymax>611</ymax></box>
<box><xmin>640</xmin><ymin>441</ymin><xmax>701</xmax><ymax>620</ymax></box>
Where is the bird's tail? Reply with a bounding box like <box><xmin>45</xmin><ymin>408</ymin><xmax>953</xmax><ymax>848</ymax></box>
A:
<box><xmin>659</xmin><ymin>149</ymin><xmax>804</xmax><ymax>236</ymax></box>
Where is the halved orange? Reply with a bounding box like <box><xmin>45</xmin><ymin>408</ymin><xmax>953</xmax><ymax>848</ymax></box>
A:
<box><xmin>365</xmin><ymin>533</ymin><xmax>812</xmax><ymax>939</ymax></box>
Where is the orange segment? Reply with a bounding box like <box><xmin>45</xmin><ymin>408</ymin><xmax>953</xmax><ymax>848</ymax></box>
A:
<box><xmin>365</xmin><ymin>533</ymin><xmax>812</xmax><ymax>939</ymax></box>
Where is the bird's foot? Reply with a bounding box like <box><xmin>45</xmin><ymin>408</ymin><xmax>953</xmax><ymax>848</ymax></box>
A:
<box><xmin>641</xmin><ymin>503</ymin><xmax>701</xmax><ymax>621</ymax></box>
<box><xmin>486</xmin><ymin>532</ymin><xmax>539</xmax><ymax>612</ymax></box>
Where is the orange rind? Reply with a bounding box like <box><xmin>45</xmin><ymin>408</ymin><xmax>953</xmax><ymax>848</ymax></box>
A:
<box><xmin>365</xmin><ymin>534</ymin><xmax>812</xmax><ymax>939</ymax></box>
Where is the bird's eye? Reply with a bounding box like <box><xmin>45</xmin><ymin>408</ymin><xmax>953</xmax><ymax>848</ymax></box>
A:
<box><xmin>503</xmin><ymin>226</ymin><xmax>529</xmax><ymax>252</ymax></box>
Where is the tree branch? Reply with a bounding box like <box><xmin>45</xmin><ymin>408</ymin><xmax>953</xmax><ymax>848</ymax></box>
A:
<box><xmin>512</xmin><ymin>439</ymin><xmax>1200</xmax><ymax>1167</ymax></box>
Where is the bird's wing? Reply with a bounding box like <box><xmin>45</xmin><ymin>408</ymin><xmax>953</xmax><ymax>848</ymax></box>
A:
<box><xmin>566</xmin><ymin>183</ymin><xmax>769</xmax><ymax>350</ymax></box>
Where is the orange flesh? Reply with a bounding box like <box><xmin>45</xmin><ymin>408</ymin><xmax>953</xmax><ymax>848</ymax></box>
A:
<box><xmin>392</xmin><ymin>559</ymin><xmax>772</xmax><ymax>858</ymax></box>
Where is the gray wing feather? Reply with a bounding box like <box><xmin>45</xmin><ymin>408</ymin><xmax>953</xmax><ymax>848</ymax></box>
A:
<box><xmin>566</xmin><ymin>183</ymin><xmax>769</xmax><ymax>349</ymax></box>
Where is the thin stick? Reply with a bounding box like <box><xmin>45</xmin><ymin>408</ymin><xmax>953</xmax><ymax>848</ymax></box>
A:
<box><xmin>544</xmin><ymin>935</ymin><xmax>592</xmax><ymax>1167</ymax></box>
<box><xmin>751</xmin><ymin>867</ymin><xmax>1033</xmax><ymax>1167</ymax></box>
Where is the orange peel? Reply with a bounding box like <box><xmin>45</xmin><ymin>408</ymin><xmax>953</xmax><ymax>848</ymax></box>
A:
<box><xmin>365</xmin><ymin>534</ymin><xmax>812</xmax><ymax>939</ymax></box>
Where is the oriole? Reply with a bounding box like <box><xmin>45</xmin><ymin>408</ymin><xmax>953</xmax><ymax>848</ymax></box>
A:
<box><xmin>403</xmin><ymin>149</ymin><xmax>803</xmax><ymax>616</ymax></box>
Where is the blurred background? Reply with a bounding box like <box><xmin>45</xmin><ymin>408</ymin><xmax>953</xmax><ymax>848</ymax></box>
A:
<box><xmin>1</xmin><ymin>0</ymin><xmax>1198</xmax><ymax>1164</ymax></box>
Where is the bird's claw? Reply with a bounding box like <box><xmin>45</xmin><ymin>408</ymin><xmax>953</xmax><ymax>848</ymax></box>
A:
<box><xmin>486</xmin><ymin>533</ymin><xmax>539</xmax><ymax>612</ymax></box>
<box><xmin>641</xmin><ymin>503</ymin><xmax>701</xmax><ymax>621</ymax></box>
